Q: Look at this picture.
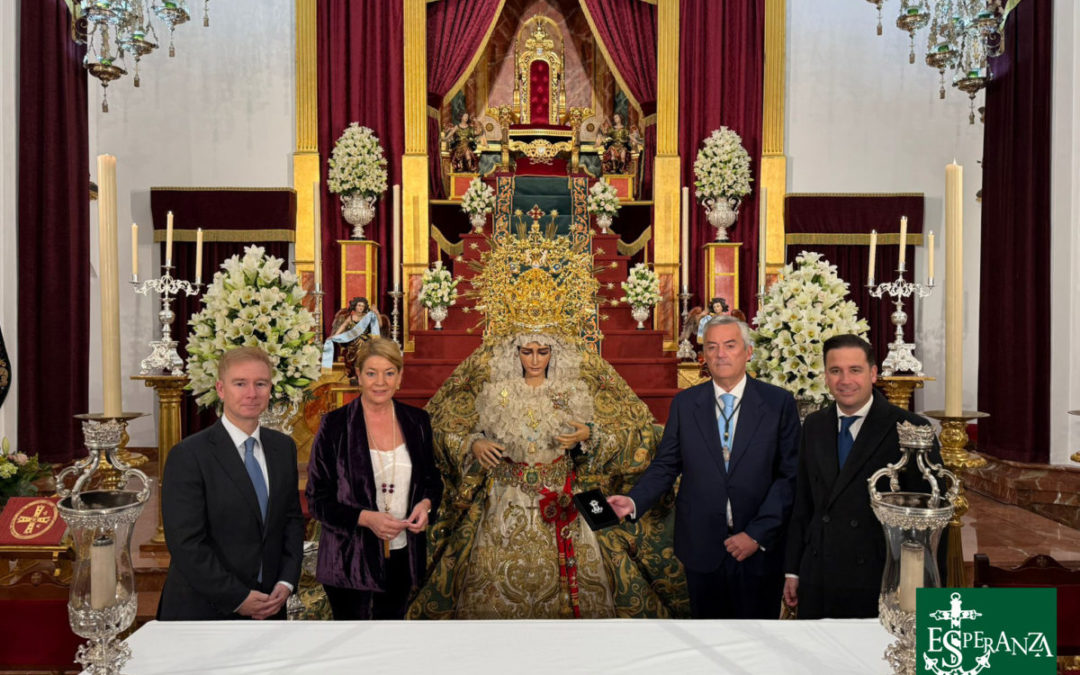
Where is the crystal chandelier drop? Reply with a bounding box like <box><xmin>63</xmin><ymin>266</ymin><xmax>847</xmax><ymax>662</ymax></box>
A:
<box><xmin>866</xmin><ymin>0</ymin><xmax>1010</xmax><ymax>124</ymax></box>
<box><xmin>74</xmin><ymin>1</ymin><xmax>211</xmax><ymax>113</ymax></box>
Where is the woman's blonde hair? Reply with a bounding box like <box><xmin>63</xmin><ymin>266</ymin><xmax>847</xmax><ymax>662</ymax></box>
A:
<box><xmin>352</xmin><ymin>336</ymin><xmax>404</xmax><ymax>372</ymax></box>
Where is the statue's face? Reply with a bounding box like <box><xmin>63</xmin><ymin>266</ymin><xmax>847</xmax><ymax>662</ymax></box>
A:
<box><xmin>461</xmin><ymin>113</ymin><xmax>470</xmax><ymax>124</ymax></box>
<box><xmin>712</xmin><ymin>301</ymin><xmax>725</xmax><ymax>314</ymax></box>
<box><xmin>354</xmin><ymin>300</ymin><xmax>368</xmax><ymax>314</ymax></box>
<box><xmin>518</xmin><ymin>341</ymin><xmax>552</xmax><ymax>380</ymax></box>
<box><xmin>613</xmin><ymin>113</ymin><xmax>622</xmax><ymax>125</ymax></box>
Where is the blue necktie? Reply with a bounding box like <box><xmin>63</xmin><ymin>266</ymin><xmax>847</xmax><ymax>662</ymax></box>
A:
<box><xmin>718</xmin><ymin>393</ymin><xmax>736</xmax><ymax>470</ymax></box>
<box><xmin>837</xmin><ymin>415</ymin><xmax>859</xmax><ymax>468</ymax></box>
<box><xmin>243</xmin><ymin>437</ymin><xmax>269</xmax><ymax>522</ymax></box>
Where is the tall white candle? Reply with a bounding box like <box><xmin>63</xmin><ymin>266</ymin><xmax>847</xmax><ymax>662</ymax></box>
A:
<box><xmin>97</xmin><ymin>154</ymin><xmax>122</xmax><ymax>418</ymax></box>
<box><xmin>897</xmin><ymin>216</ymin><xmax>908</xmax><ymax>270</ymax></box>
<box><xmin>945</xmin><ymin>163</ymin><xmax>964</xmax><ymax>416</ymax></box>
<box><xmin>131</xmin><ymin>223</ymin><xmax>138</xmax><ymax>282</ymax></box>
<box><xmin>868</xmin><ymin>230</ymin><xmax>878</xmax><ymax>284</ymax></box>
<box><xmin>165</xmin><ymin>210</ymin><xmax>174</xmax><ymax>267</ymax></box>
<box><xmin>681</xmin><ymin>187</ymin><xmax>689</xmax><ymax>290</ymax></box>
<box><xmin>194</xmin><ymin>228</ymin><xmax>204</xmax><ymax>284</ymax></box>
<box><xmin>313</xmin><ymin>182</ymin><xmax>322</xmax><ymax>291</ymax></box>
<box><xmin>927</xmin><ymin>231</ymin><xmax>935</xmax><ymax>285</ymax></box>
<box><xmin>392</xmin><ymin>184</ymin><xmax>401</xmax><ymax>290</ymax></box>
<box><xmin>758</xmin><ymin>187</ymin><xmax>768</xmax><ymax>293</ymax></box>
<box><xmin>898</xmin><ymin>541</ymin><xmax>924</xmax><ymax>613</ymax></box>
<box><xmin>90</xmin><ymin>534</ymin><xmax>117</xmax><ymax>610</ymax></box>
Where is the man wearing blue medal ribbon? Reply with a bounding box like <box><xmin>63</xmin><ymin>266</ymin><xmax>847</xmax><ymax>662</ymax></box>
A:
<box><xmin>609</xmin><ymin>315</ymin><xmax>800</xmax><ymax>619</ymax></box>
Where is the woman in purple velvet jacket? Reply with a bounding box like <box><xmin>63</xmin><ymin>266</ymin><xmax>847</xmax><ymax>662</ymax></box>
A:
<box><xmin>306</xmin><ymin>337</ymin><xmax>443</xmax><ymax>620</ymax></box>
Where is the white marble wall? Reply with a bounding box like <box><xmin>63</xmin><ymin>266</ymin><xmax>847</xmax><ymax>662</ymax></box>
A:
<box><xmin>87</xmin><ymin>1</ymin><xmax>296</xmax><ymax>445</ymax></box>
<box><xmin>786</xmin><ymin>0</ymin><xmax>985</xmax><ymax>420</ymax></box>
<box><xmin>1049</xmin><ymin>0</ymin><xmax>1080</xmax><ymax>465</ymax></box>
<box><xmin>0</xmin><ymin>2</ymin><xmax>19</xmax><ymax>444</ymax></box>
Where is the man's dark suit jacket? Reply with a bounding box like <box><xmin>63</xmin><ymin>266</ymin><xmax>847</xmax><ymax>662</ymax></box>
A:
<box><xmin>629</xmin><ymin>376</ymin><xmax>801</xmax><ymax>575</ymax></box>
<box><xmin>159</xmin><ymin>420</ymin><xmax>305</xmax><ymax>620</ymax></box>
<box><xmin>784</xmin><ymin>389</ymin><xmax>944</xmax><ymax>619</ymax></box>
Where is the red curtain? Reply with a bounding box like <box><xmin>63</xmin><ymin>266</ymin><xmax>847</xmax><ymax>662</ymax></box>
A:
<box><xmin>785</xmin><ymin>195</ymin><xmax>925</xmax><ymax>384</ymax></box>
<box><xmin>318</xmin><ymin>0</ymin><xmax>404</xmax><ymax>334</ymax></box>
<box><xmin>18</xmin><ymin>0</ymin><xmax>89</xmax><ymax>464</ymax></box>
<box><xmin>426</xmin><ymin>0</ymin><xmax>503</xmax><ymax>198</ymax></box>
<box><xmin>580</xmin><ymin>0</ymin><xmax>657</xmax><ymax>196</ymax></box>
<box><xmin>679</xmin><ymin>0</ymin><xmax>764</xmax><ymax>318</ymax></box>
<box><xmin>977</xmin><ymin>0</ymin><xmax>1052</xmax><ymax>463</ymax></box>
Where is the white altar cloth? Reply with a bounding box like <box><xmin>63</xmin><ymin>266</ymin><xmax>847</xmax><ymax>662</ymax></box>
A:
<box><xmin>96</xmin><ymin>618</ymin><xmax>894</xmax><ymax>674</ymax></box>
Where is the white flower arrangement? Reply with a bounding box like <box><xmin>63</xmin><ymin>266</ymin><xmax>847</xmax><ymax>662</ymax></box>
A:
<box><xmin>326</xmin><ymin>123</ymin><xmax>388</xmax><ymax>198</ymax></box>
<box><xmin>693</xmin><ymin>126</ymin><xmax>752</xmax><ymax>203</ymax></box>
<box><xmin>461</xmin><ymin>177</ymin><xmax>495</xmax><ymax>216</ymax></box>
<box><xmin>751</xmin><ymin>251</ymin><xmax>870</xmax><ymax>403</ymax></box>
<box><xmin>185</xmin><ymin>245</ymin><xmax>321</xmax><ymax>409</ymax></box>
<box><xmin>587</xmin><ymin>179</ymin><xmax>621</xmax><ymax>217</ymax></box>
<box><xmin>620</xmin><ymin>262</ymin><xmax>662</xmax><ymax>309</ymax></box>
<box><xmin>419</xmin><ymin>260</ymin><xmax>460</xmax><ymax>309</ymax></box>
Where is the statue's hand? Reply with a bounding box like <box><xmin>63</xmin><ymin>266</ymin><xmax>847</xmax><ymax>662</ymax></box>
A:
<box><xmin>471</xmin><ymin>437</ymin><xmax>505</xmax><ymax>469</ymax></box>
<box><xmin>556</xmin><ymin>421</ymin><xmax>590</xmax><ymax>450</ymax></box>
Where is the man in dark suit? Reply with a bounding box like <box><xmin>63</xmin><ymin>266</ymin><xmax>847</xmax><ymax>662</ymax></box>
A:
<box><xmin>159</xmin><ymin>346</ymin><xmax>305</xmax><ymax>620</ymax></box>
<box><xmin>783</xmin><ymin>334</ymin><xmax>943</xmax><ymax>619</ymax></box>
<box><xmin>609</xmin><ymin>316</ymin><xmax>800</xmax><ymax>618</ymax></box>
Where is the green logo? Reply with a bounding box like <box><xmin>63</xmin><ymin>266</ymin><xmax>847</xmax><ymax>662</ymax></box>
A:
<box><xmin>916</xmin><ymin>588</ymin><xmax>1056</xmax><ymax>674</ymax></box>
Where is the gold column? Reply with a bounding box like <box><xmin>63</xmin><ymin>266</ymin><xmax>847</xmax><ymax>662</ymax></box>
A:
<box><xmin>133</xmin><ymin>375</ymin><xmax>189</xmax><ymax>550</ymax></box>
<box><xmin>653</xmin><ymin>0</ymin><xmax>680</xmax><ymax>349</ymax></box>
<box><xmin>294</xmin><ymin>0</ymin><xmax>319</xmax><ymax>278</ymax></box>
<box><xmin>761</xmin><ymin>0</ymin><xmax>787</xmax><ymax>278</ymax></box>
<box><xmin>402</xmin><ymin>0</ymin><xmax>429</xmax><ymax>352</ymax></box>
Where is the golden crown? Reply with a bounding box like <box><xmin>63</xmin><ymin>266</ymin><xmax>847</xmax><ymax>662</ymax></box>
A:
<box><xmin>466</xmin><ymin>213</ymin><xmax>601</xmax><ymax>342</ymax></box>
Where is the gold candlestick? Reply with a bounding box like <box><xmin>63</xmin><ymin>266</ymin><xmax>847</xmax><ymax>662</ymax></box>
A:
<box><xmin>133</xmin><ymin>375</ymin><xmax>189</xmax><ymax>550</ymax></box>
<box><xmin>876</xmin><ymin>375</ymin><xmax>935</xmax><ymax>410</ymax></box>
<box><xmin>923</xmin><ymin>409</ymin><xmax>988</xmax><ymax>587</ymax></box>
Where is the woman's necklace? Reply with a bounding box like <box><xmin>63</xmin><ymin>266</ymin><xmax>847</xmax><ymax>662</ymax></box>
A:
<box><xmin>364</xmin><ymin>403</ymin><xmax>398</xmax><ymax>512</ymax></box>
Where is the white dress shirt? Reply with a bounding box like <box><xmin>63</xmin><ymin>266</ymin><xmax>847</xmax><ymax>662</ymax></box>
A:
<box><xmin>836</xmin><ymin>396</ymin><xmax>874</xmax><ymax>440</ymax></box>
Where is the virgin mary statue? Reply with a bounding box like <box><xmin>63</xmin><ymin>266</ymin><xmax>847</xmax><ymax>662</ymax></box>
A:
<box><xmin>408</xmin><ymin>220</ymin><xmax>688</xmax><ymax>619</ymax></box>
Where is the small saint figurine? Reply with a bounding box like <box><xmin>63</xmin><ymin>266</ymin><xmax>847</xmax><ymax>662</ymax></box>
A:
<box><xmin>696</xmin><ymin>297</ymin><xmax>730</xmax><ymax>344</ymax></box>
<box><xmin>598</xmin><ymin>113</ymin><xmax>642</xmax><ymax>175</ymax></box>
<box><xmin>321</xmin><ymin>297</ymin><xmax>382</xmax><ymax>379</ymax></box>
<box><xmin>442</xmin><ymin>112</ymin><xmax>483</xmax><ymax>173</ymax></box>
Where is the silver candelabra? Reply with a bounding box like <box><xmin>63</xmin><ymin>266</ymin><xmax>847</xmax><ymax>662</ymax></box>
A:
<box><xmin>867</xmin><ymin>264</ymin><xmax>934</xmax><ymax>377</ymax></box>
<box><xmin>389</xmin><ymin>286</ymin><xmax>403</xmax><ymax>347</ymax></box>
<box><xmin>676</xmin><ymin>287</ymin><xmax>696</xmax><ymax>360</ymax></box>
<box><xmin>131</xmin><ymin>265</ymin><xmax>202</xmax><ymax>376</ymax></box>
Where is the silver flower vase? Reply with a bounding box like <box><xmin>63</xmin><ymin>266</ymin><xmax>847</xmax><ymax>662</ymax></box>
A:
<box><xmin>429</xmin><ymin>305</ymin><xmax>448</xmax><ymax>330</ymax></box>
<box><xmin>469</xmin><ymin>213</ymin><xmax>486</xmax><ymax>233</ymax></box>
<box><xmin>596</xmin><ymin>213</ymin><xmax>613</xmax><ymax>235</ymax></box>
<box><xmin>704</xmin><ymin>197</ymin><xmax>739</xmax><ymax>241</ymax></box>
<box><xmin>631</xmin><ymin>305</ymin><xmax>650</xmax><ymax>330</ymax></box>
<box><xmin>341</xmin><ymin>193</ymin><xmax>376</xmax><ymax>240</ymax></box>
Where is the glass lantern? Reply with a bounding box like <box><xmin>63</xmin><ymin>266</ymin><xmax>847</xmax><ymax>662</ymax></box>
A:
<box><xmin>869</xmin><ymin>421</ymin><xmax>958</xmax><ymax>675</ymax></box>
<box><xmin>57</xmin><ymin>417</ymin><xmax>150</xmax><ymax>675</ymax></box>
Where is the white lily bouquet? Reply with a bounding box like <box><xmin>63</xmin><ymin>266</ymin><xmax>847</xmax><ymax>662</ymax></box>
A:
<box><xmin>327</xmin><ymin>123</ymin><xmax>388</xmax><ymax>198</ymax></box>
<box><xmin>751</xmin><ymin>251</ymin><xmax>870</xmax><ymax>404</ymax></box>
<box><xmin>620</xmin><ymin>262</ymin><xmax>662</xmax><ymax>309</ymax></box>
<box><xmin>461</xmin><ymin>177</ymin><xmax>495</xmax><ymax>216</ymax></box>
<box><xmin>587</xmin><ymin>179</ymin><xmax>621</xmax><ymax>217</ymax></box>
<box><xmin>693</xmin><ymin>126</ymin><xmax>752</xmax><ymax>205</ymax></box>
<box><xmin>419</xmin><ymin>260</ymin><xmax>460</xmax><ymax>309</ymax></box>
<box><xmin>185</xmin><ymin>245</ymin><xmax>321</xmax><ymax>410</ymax></box>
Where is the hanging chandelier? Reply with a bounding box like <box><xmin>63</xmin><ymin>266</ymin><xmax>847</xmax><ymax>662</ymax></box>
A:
<box><xmin>72</xmin><ymin>0</ymin><xmax>211</xmax><ymax>113</ymax></box>
<box><xmin>864</xmin><ymin>0</ymin><xmax>1012</xmax><ymax>124</ymax></box>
